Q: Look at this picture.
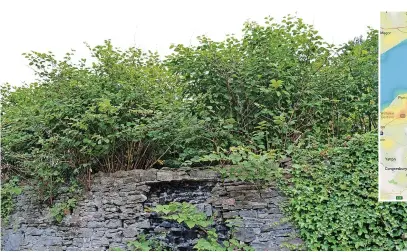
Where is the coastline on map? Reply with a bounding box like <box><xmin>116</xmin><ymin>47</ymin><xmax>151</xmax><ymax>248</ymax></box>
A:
<box><xmin>381</xmin><ymin>90</ymin><xmax>407</xmax><ymax>110</ymax></box>
<box><xmin>380</xmin><ymin>39</ymin><xmax>407</xmax><ymax>109</ymax></box>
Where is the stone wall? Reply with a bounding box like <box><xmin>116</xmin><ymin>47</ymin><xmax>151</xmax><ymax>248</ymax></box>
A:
<box><xmin>1</xmin><ymin>167</ymin><xmax>303</xmax><ymax>251</ymax></box>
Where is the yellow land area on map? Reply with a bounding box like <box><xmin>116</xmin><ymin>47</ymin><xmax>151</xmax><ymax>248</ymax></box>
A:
<box><xmin>381</xmin><ymin>12</ymin><xmax>407</xmax><ymax>53</ymax></box>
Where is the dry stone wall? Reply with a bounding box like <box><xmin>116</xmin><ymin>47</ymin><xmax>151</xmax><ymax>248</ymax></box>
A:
<box><xmin>1</xmin><ymin>167</ymin><xmax>303</xmax><ymax>251</ymax></box>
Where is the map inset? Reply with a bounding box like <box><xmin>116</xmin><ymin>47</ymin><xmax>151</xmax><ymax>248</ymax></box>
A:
<box><xmin>380</xmin><ymin>12</ymin><xmax>407</xmax><ymax>201</ymax></box>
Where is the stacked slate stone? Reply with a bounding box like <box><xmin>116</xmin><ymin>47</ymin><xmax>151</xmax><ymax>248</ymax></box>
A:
<box><xmin>2</xmin><ymin>167</ymin><xmax>303</xmax><ymax>251</ymax></box>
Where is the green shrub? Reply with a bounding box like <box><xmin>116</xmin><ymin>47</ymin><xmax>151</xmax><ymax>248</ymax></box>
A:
<box><xmin>167</xmin><ymin>16</ymin><xmax>377</xmax><ymax>151</ymax></box>
<box><xmin>50</xmin><ymin>198</ymin><xmax>77</xmax><ymax>223</ymax></box>
<box><xmin>1</xmin><ymin>177</ymin><xmax>22</xmax><ymax>223</ymax></box>
<box><xmin>1</xmin><ymin>40</ymin><xmax>184</xmax><ymax>204</ymax></box>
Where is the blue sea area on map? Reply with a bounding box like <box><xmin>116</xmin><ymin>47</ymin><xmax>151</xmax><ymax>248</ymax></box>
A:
<box><xmin>381</xmin><ymin>39</ymin><xmax>407</xmax><ymax>109</ymax></box>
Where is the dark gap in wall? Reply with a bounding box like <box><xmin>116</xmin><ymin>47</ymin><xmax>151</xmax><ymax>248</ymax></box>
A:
<box><xmin>142</xmin><ymin>181</ymin><xmax>230</xmax><ymax>251</ymax></box>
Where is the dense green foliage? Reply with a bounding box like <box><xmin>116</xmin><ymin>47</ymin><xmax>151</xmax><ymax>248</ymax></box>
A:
<box><xmin>0</xmin><ymin>176</ymin><xmax>22</xmax><ymax>223</ymax></box>
<box><xmin>154</xmin><ymin>202</ymin><xmax>213</xmax><ymax>229</ymax></box>
<box><xmin>166</xmin><ymin>15</ymin><xmax>377</xmax><ymax>155</ymax></box>
<box><xmin>50</xmin><ymin>198</ymin><xmax>77</xmax><ymax>223</ymax></box>
<box><xmin>1</xmin><ymin>43</ymin><xmax>184</xmax><ymax>204</ymax></box>
<box><xmin>282</xmin><ymin>133</ymin><xmax>407</xmax><ymax>250</ymax></box>
<box><xmin>1</xmin><ymin>14</ymin><xmax>404</xmax><ymax>250</ymax></box>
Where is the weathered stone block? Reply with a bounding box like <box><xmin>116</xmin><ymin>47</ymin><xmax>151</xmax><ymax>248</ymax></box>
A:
<box><xmin>131</xmin><ymin>220</ymin><xmax>150</xmax><ymax>229</ymax></box>
<box><xmin>111</xmin><ymin>198</ymin><xmax>125</xmax><ymax>206</ymax></box>
<box><xmin>66</xmin><ymin>246</ymin><xmax>81</xmax><ymax>251</ymax></box>
<box><xmin>42</xmin><ymin>236</ymin><xmax>62</xmax><ymax>246</ymax></box>
<box><xmin>243</xmin><ymin>219</ymin><xmax>265</xmax><ymax>228</ymax></box>
<box><xmin>261</xmin><ymin>222</ymin><xmax>293</xmax><ymax>232</ymax></box>
<box><xmin>157</xmin><ymin>171</ymin><xmax>174</xmax><ymax>181</ymax></box>
<box><xmin>123</xmin><ymin>175</ymin><xmax>140</xmax><ymax>183</ymax></box>
<box><xmin>223</xmin><ymin>198</ymin><xmax>236</xmax><ymax>206</ymax></box>
<box><xmin>91</xmin><ymin>230</ymin><xmax>106</xmax><ymax>239</ymax></box>
<box><xmin>105</xmin><ymin>230</ymin><xmax>123</xmax><ymax>243</ymax></box>
<box><xmin>49</xmin><ymin>245</ymin><xmax>64</xmax><ymax>250</ymax></box>
<box><xmin>136</xmin><ymin>184</ymin><xmax>150</xmax><ymax>193</ymax></box>
<box><xmin>204</xmin><ymin>205</ymin><xmax>213</xmax><ymax>217</ymax></box>
<box><xmin>188</xmin><ymin>170</ymin><xmax>218</xmax><ymax>180</ymax></box>
<box><xmin>72</xmin><ymin>237</ymin><xmax>84</xmax><ymax>247</ymax></box>
<box><xmin>140</xmin><ymin>169</ymin><xmax>157</xmax><ymax>181</ymax></box>
<box><xmin>124</xmin><ymin>169</ymin><xmax>143</xmax><ymax>179</ymax></box>
<box><xmin>118</xmin><ymin>191</ymin><xmax>128</xmax><ymax>197</ymax></box>
<box><xmin>77</xmin><ymin>228</ymin><xmax>93</xmax><ymax>238</ymax></box>
<box><xmin>118</xmin><ymin>183</ymin><xmax>138</xmax><ymax>192</ymax></box>
<box><xmin>126</xmin><ymin>194</ymin><xmax>147</xmax><ymax>203</ymax></box>
<box><xmin>173</xmin><ymin>171</ymin><xmax>189</xmax><ymax>180</ymax></box>
<box><xmin>105</xmin><ymin>219</ymin><xmax>122</xmax><ymax>229</ymax></box>
<box><xmin>234</xmin><ymin>227</ymin><xmax>259</xmax><ymax>242</ymax></box>
<box><xmin>105</xmin><ymin>207</ymin><xmax>118</xmax><ymax>212</ymax></box>
<box><xmin>2</xmin><ymin>231</ymin><xmax>23</xmax><ymax>250</ymax></box>
<box><xmin>88</xmin><ymin>221</ymin><xmax>105</xmax><ymax>228</ymax></box>
<box><xmin>223</xmin><ymin>211</ymin><xmax>239</xmax><ymax>219</ymax></box>
<box><xmin>239</xmin><ymin>210</ymin><xmax>257</xmax><ymax>218</ymax></box>
<box><xmin>123</xmin><ymin>227</ymin><xmax>139</xmax><ymax>238</ymax></box>
<box><xmin>247</xmin><ymin>201</ymin><xmax>268</xmax><ymax>209</ymax></box>
<box><xmin>91</xmin><ymin>237</ymin><xmax>109</xmax><ymax>247</ymax></box>
<box><xmin>25</xmin><ymin>227</ymin><xmax>44</xmax><ymax>236</ymax></box>
<box><xmin>103</xmin><ymin>213</ymin><xmax>120</xmax><ymax>220</ymax></box>
<box><xmin>62</xmin><ymin>239</ymin><xmax>73</xmax><ymax>246</ymax></box>
<box><xmin>226</xmin><ymin>184</ymin><xmax>257</xmax><ymax>192</ymax></box>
